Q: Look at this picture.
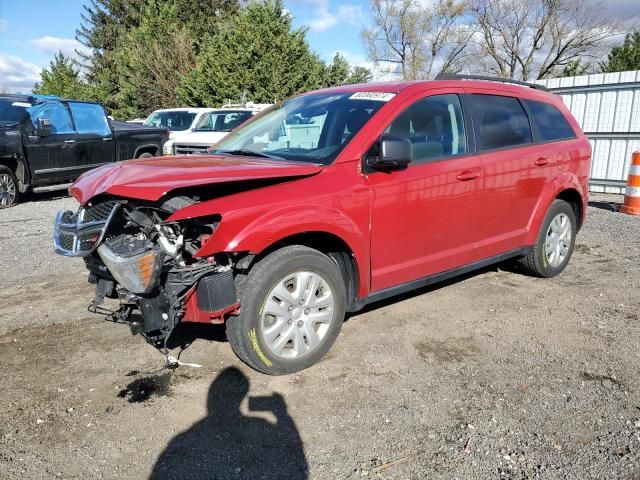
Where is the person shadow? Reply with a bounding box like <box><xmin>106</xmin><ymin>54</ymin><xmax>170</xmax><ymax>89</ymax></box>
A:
<box><xmin>149</xmin><ymin>367</ymin><xmax>308</xmax><ymax>480</ymax></box>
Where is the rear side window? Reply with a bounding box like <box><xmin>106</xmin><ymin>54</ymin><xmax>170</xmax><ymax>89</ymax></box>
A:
<box><xmin>68</xmin><ymin>102</ymin><xmax>111</xmax><ymax>136</ymax></box>
<box><xmin>195</xmin><ymin>111</ymin><xmax>253</xmax><ymax>132</ymax></box>
<box><xmin>524</xmin><ymin>100</ymin><xmax>576</xmax><ymax>141</ymax></box>
<box><xmin>470</xmin><ymin>95</ymin><xmax>532</xmax><ymax>151</ymax></box>
<box><xmin>144</xmin><ymin>111</ymin><xmax>196</xmax><ymax>131</ymax></box>
<box><xmin>385</xmin><ymin>94</ymin><xmax>467</xmax><ymax>164</ymax></box>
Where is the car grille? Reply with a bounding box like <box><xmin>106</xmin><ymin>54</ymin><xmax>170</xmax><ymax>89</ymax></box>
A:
<box><xmin>53</xmin><ymin>201</ymin><xmax>121</xmax><ymax>257</ymax></box>
<box><xmin>83</xmin><ymin>201</ymin><xmax>119</xmax><ymax>222</ymax></box>
<box><xmin>173</xmin><ymin>144</ymin><xmax>209</xmax><ymax>155</ymax></box>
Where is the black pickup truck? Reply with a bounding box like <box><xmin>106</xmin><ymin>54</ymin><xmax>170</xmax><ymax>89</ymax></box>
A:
<box><xmin>0</xmin><ymin>94</ymin><xmax>168</xmax><ymax>207</ymax></box>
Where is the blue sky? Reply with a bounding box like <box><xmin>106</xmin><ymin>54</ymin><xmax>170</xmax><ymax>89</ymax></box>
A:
<box><xmin>0</xmin><ymin>0</ymin><xmax>371</xmax><ymax>92</ymax></box>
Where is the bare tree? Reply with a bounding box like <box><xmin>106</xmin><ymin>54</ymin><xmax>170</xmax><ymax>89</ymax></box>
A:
<box><xmin>0</xmin><ymin>86</ymin><xmax>13</xmax><ymax>95</ymax></box>
<box><xmin>361</xmin><ymin>0</ymin><xmax>471</xmax><ymax>80</ymax></box>
<box><xmin>468</xmin><ymin>0</ymin><xmax>622</xmax><ymax>80</ymax></box>
<box><xmin>118</xmin><ymin>27</ymin><xmax>197</xmax><ymax>114</ymax></box>
<box><xmin>135</xmin><ymin>29</ymin><xmax>196</xmax><ymax>109</ymax></box>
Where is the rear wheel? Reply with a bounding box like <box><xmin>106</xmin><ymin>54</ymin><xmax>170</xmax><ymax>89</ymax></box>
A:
<box><xmin>226</xmin><ymin>245</ymin><xmax>346</xmax><ymax>375</ymax></box>
<box><xmin>0</xmin><ymin>166</ymin><xmax>19</xmax><ymax>208</ymax></box>
<box><xmin>518</xmin><ymin>199</ymin><xmax>576</xmax><ymax>277</ymax></box>
<box><xmin>137</xmin><ymin>152</ymin><xmax>154</xmax><ymax>159</ymax></box>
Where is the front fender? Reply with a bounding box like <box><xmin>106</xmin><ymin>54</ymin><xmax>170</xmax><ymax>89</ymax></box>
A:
<box><xmin>524</xmin><ymin>172</ymin><xmax>587</xmax><ymax>245</ymax></box>
<box><xmin>205</xmin><ymin>205</ymin><xmax>370</xmax><ymax>297</ymax></box>
<box><xmin>167</xmin><ymin>167</ymin><xmax>372</xmax><ymax>297</ymax></box>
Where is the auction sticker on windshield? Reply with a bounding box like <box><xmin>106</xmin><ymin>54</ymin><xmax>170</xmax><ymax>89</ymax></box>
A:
<box><xmin>349</xmin><ymin>92</ymin><xmax>396</xmax><ymax>101</ymax></box>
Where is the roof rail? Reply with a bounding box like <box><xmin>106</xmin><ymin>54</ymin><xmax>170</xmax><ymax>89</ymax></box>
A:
<box><xmin>434</xmin><ymin>73</ymin><xmax>549</xmax><ymax>92</ymax></box>
<box><xmin>32</xmin><ymin>94</ymin><xmax>62</xmax><ymax>101</ymax></box>
<box><xmin>0</xmin><ymin>93</ymin><xmax>37</xmax><ymax>102</ymax></box>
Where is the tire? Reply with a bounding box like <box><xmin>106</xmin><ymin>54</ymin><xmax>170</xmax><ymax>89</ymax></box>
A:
<box><xmin>226</xmin><ymin>245</ymin><xmax>346</xmax><ymax>375</ymax></box>
<box><xmin>518</xmin><ymin>199</ymin><xmax>577</xmax><ymax>278</ymax></box>
<box><xmin>0</xmin><ymin>165</ymin><xmax>19</xmax><ymax>208</ymax></box>
<box><xmin>137</xmin><ymin>152</ymin><xmax>154</xmax><ymax>159</ymax></box>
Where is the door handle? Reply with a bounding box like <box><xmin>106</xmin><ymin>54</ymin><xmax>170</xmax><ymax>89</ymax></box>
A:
<box><xmin>103</xmin><ymin>136</ymin><xmax>113</xmax><ymax>141</ymax></box>
<box><xmin>64</xmin><ymin>139</ymin><xmax>76</xmax><ymax>144</ymax></box>
<box><xmin>456</xmin><ymin>170</ymin><xmax>481</xmax><ymax>181</ymax></box>
<box><xmin>534</xmin><ymin>157</ymin><xmax>550</xmax><ymax>166</ymax></box>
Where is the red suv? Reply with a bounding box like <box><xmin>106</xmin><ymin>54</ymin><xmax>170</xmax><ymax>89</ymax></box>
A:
<box><xmin>54</xmin><ymin>75</ymin><xmax>591</xmax><ymax>375</ymax></box>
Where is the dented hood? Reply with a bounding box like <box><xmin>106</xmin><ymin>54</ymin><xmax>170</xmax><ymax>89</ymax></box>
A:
<box><xmin>70</xmin><ymin>154</ymin><xmax>323</xmax><ymax>204</ymax></box>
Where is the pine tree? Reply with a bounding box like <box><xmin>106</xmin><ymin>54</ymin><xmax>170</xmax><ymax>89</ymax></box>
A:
<box><xmin>602</xmin><ymin>31</ymin><xmax>640</xmax><ymax>73</ymax></box>
<box><xmin>323</xmin><ymin>53</ymin><xmax>352</xmax><ymax>86</ymax></box>
<box><xmin>558</xmin><ymin>59</ymin><xmax>589</xmax><ymax>78</ymax></box>
<box><xmin>76</xmin><ymin>0</ymin><xmax>240</xmax><ymax>113</ymax></box>
<box><xmin>113</xmin><ymin>0</ymin><xmax>196</xmax><ymax>119</ymax></box>
<box><xmin>178</xmin><ymin>0</ymin><xmax>327</xmax><ymax>106</ymax></box>
<box><xmin>32</xmin><ymin>53</ymin><xmax>87</xmax><ymax>99</ymax></box>
<box><xmin>76</xmin><ymin>0</ymin><xmax>367</xmax><ymax>114</ymax></box>
<box><xmin>321</xmin><ymin>53</ymin><xmax>373</xmax><ymax>86</ymax></box>
<box><xmin>76</xmin><ymin>0</ymin><xmax>145</xmax><ymax>110</ymax></box>
<box><xmin>348</xmin><ymin>66</ymin><xmax>373</xmax><ymax>84</ymax></box>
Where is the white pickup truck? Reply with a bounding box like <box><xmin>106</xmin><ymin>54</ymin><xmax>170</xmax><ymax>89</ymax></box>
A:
<box><xmin>144</xmin><ymin>105</ymin><xmax>270</xmax><ymax>155</ymax></box>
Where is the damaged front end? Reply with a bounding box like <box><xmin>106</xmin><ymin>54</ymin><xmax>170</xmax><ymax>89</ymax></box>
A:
<box><xmin>53</xmin><ymin>197</ymin><xmax>240</xmax><ymax>362</ymax></box>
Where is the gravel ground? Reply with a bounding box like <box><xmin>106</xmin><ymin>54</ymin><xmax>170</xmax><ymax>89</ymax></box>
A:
<box><xmin>0</xmin><ymin>191</ymin><xmax>639</xmax><ymax>479</ymax></box>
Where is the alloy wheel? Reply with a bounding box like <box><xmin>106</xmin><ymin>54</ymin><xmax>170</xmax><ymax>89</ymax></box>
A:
<box><xmin>260</xmin><ymin>271</ymin><xmax>335</xmax><ymax>359</ymax></box>
<box><xmin>545</xmin><ymin>213</ymin><xmax>572</xmax><ymax>267</ymax></box>
<box><xmin>0</xmin><ymin>173</ymin><xmax>17</xmax><ymax>207</ymax></box>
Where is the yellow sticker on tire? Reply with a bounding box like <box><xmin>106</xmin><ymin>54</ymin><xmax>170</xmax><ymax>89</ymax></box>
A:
<box><xmin>248</xmin><ymin>328</ymin><xmax>273</xmax><ymax>367</ymax></box>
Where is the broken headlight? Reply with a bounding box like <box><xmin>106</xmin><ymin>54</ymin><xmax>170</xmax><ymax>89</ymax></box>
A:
<box><xmin>97</xmin><ymin>236</ymin><xmax>164</xmax><ymax>294</ymax></box>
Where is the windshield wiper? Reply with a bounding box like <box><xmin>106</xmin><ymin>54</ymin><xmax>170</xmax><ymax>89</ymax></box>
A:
<box><xmin>215</xmin><ymin>149</ymin><xmax>284</xmax><ymax>160</ymax></box>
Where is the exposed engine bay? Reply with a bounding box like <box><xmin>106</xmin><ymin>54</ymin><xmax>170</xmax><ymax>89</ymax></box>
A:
<box><xmin>53</xmin><ymin>197</ymin><xmax>241</xmax><ymax>366</ymax></box>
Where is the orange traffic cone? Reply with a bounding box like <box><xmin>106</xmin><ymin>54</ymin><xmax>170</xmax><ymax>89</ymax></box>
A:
<box><xmin>620</xmin><ymin>152</ymin><xmax>640</xmax><ymax>215</ymax></box>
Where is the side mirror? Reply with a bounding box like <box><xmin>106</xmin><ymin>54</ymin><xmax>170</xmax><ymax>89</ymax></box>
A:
<box><xmin>368</xmin><ymin>134</ymin><xmax>412</xmax><ymax>171</ymax></box>
<box><xmin>38</xmin><ymin>118</ymin><xmax>53</xmax><ymax>137</ymax></box>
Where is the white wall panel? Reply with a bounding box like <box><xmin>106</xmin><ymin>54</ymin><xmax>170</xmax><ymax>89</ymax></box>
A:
<box><xmin>570</xmin><ymin>94</ymin><xmax>586</xmax><ymax>126</ymax></box>
<box><xmin>620</xmin><ymin>71</ymin><xmax>637</xmax><ymax>83</ymax></box>
<box><xmin>613</xmin><ymin>90</ymin><xmax>634</xmax><ymax>131</ymax></box>
<box><xmin>598</xmin><ymin>91</ymin><xmax>617</xmax><ymax>132</ymax></box>
<box><xmin>582</xmin><ymin>93</ymin><xmax>601</xmax><ymax>132</ymax></box>
<box><xmin>591</xmin><ymin>140</ymin><xmax>610</xmax><ymax>179</ymax></box>
<box><xmin>545</xmin><ymin>70</ymin><xmax>640</xmax><ymax>193</ymax></box>
<box><xmin>608</xmin><ymin>140</ymin><xmax>627</xmax><ymax>179</ymax></box>
<box><xmin>630</xmin><ymin>91</ymin><xmax>640</xmax><ymax>132</ymax></box>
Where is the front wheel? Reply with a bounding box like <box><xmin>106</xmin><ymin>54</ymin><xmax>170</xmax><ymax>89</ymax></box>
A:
<box><xmin>0</xmin><ymin>166</ymin><xmax>19</xmax><ymax>208</ymax></box>
<box><xmin>518</xmin><ymin>199</ymin><xmax>577</xmax><ymax>277</ymax></box>
<box><xmin>226</xmin><ymin>245</ymin><xmax>346</xmax><ymax>375</ymax></box>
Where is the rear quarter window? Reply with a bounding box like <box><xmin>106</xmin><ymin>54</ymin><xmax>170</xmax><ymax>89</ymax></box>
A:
<box><xmin>470</xmin><ymin>94</ymin><xmax>533</xmax><ymax>151</ymax></box>
<box><xmin>524</xmin><ymin>99</ymin><xmax>576</xmax><ymax>142</ymax></box>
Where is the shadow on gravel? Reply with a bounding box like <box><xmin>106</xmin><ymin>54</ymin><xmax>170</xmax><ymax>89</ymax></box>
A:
<box><xmin>588</xmin><ymin>200</ymin><xmax>620</xmax><ymax>212</ymax></box>
<box><xmin>22</xmin><ymin>190</ymin><xmax>71</xmax><ymax>204</ymax></box>
<box><xmin>165</xmin><ymin>322</ymin><xmax>228</xmax><ymax>350</ymax></box>
<box><xmin>348</xmin><ymin>264</ymin><xmax>501</xmax><ymax>320</ymax></box>
<box><xmin>150</xmin><ymin>367</ymin><xmax>308</xmax><ymax>480</ymax></box>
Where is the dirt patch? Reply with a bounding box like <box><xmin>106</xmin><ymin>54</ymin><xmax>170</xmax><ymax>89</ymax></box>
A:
<box><xmin>415</xmin><ymin>336</ymin><xmax>481</xmax><ymax>362</ymax></box>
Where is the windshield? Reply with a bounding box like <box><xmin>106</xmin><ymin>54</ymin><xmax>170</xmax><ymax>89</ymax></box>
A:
<box><xmin>0</xmin><ymin>99</ymin><xmax>31</xmax><ymax>127</ymax></box>
<box><xmin>211</xmin><ymin>92</ymin><xmax>391</xmax><ymax>165</ymax></box>
<box><xmin>195</xmin><ymin>110</ymin><xmax>253</xmax><ymax>132</ymax></box>
<box><xmin>144</xmin><ymin>111</ymin><xmax>197</xmax><ymax>131</ymax></box>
